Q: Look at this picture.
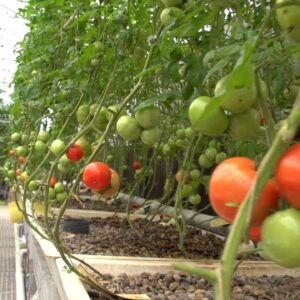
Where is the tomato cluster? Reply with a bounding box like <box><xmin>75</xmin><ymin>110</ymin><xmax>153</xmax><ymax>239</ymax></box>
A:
<box><xmin>209</xmin><ymin>143</ymin><xmax>300</xmax><ymax>268</ymax></box>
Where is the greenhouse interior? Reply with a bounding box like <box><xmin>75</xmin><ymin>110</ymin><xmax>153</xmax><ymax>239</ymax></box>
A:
<box><xmin>1</xmin><ymin>0</ymin><xmax>300</xmax><ymax>299</ymax></box>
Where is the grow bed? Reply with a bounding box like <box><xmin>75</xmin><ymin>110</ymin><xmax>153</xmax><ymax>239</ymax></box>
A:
<box><xmin>59</xmin><ymin>214</ymin><xmax>260</xmax><ymax>260</ymax></box>
<box><xmin>86</xmin><ymin>272</ymin><xmax>300</xmax><ymax>300</ymax></box>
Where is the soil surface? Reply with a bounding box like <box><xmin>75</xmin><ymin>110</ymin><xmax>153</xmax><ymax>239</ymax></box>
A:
<box><xmin>61</xmin><ymin>216</ymin><xmax>224</xmax><ymax>258</ymax></box>
<box><xmin>63</xmin><ymin>197</ymin><xmax>129</xmax><ymax>212</ymax></box>
<box><xmin>86</xmin><ymin>272</ymin><xmax>300</xmax><ymax>300</ymax></box>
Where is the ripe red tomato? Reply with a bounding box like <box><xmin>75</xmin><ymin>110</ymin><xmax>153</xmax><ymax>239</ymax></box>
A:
<box><xmin>209</xmin><ymin>157</ymin><xmax>279</xmax><ymax>226</ymax></box>
<box><xmin>249</xmin><ymin>226</ymin><xmax>261</xmax><ymax>242</ymax></box>
<box><xmin>276</xmin><ymin>143</ymin><xmax>300</xmax><ymax>209</ymax></box>
<box><xmin>18</xmin><ymin>156</ymin><xmax>25</xmax><ymax>164</ymax></box>
<box><xmin>50</xmin><ymin>176</ymin><xmax>58</xmax><ymax>188</ymax></box>
<box><xmin>66</xmin><ymin>144</ymin><xmax>83</xmax><ymax>162</ymax></box>
<box><xmin>83</xmin><ymin>162</ymin><xmax>111</xmax><ymax>191</ymax></box>
<box><xmin>132</xmin><ymin>161</ymin><xmax>141</xmax><ymax>170</ymax></box>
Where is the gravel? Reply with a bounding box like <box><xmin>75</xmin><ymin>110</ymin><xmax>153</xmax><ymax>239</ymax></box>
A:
<box><xmin>86</xmin><ymin>272</ymin><xmax>300</xmax><ymax>300</ymax></box>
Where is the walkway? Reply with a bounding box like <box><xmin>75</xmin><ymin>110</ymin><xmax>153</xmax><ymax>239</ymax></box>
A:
<box><xmin>0</xmin><ymin>206</ymin><xmax>16</xmax><ymax>300</ymax></box>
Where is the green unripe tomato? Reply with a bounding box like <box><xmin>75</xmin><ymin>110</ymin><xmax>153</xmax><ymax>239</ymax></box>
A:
<box><xmin>49</xmin><ymin>188</ymin><xmax>56</xmax><ymax>199</ymax></box>
<box><xmin>92</xmin><ymin>106</ymin><xmax>108</xmax><ymax>131</ymax></box>
<box><xmin>208</xmin><ymin>139</ymin><xmax>220</xmax><ymax>149</ymax></box>
<box><xmin>57</xmin><ymin>163</ymin><xmax>70</xmax><ymax>174</ymax></box>
<box><xmin>28</xmin><ymin>180</ymin><xmax>39</xmax><ymax>191</ymax></box>
<box><xmin>215</xmin><ymin>152</ymin><xmax>227</xmax><ymax>164</ymax></box>
<box><xmin>133</xmin><ymin>47</ymin><xmax>146</xmax><ymax>61</ymax></box>
<box><xmin>135</xmin><ymin>169</ymin><xmax>143</xmax><ymax>178</ymax></box>
<box><xmin>175</xmin><ymin>138</ymin><xmax>188</xmax><ymax>148</ymax></box>
<box><xmin>261</xmin><ymin>208</ymin><xmax>300</xmax><ymax>268</ymax></box>
<box><xmin>56</xmin><ymin>191</ymin><xmax>68</xmax><ymax>202</ymax></box>
<box><xmin>11</xmin><ymin>132</ymin><xmax>21</xmax><ymax>143</ymax></box>
<box><xmin>205</xmin><ymin>147</ymin><xmax>218</xmax><ymax>161</ymax></box>
<box><xmin>106</xmin><ymin>155</ymin><xmax>114</xmax><ymax>163</ymax></box>
<box><xmin>228</xmin><ymin>109</ymin><xmax>260</xmax><ymax>140</ymax></box>
<box><xmin>7</xmin><ymin>170</ymin><xmax>16</xmax><ymax>179</ymax></box>
<box><xmin>37</xmin><ymin>130</ymin><xmax>50</xmax><ymax>143</ymax></box>
<box><xmin>34</xmin><ymin>141</ymin><xmax>48</xmax><ymax>153</ymax></box>
<box><xmin>189</xmin><ymin>96</ymin><xmax>229</xmax><ymax>136</ymax></box>
<box><xmin>185</xmin><ymin>127</ymin><xmax>195</xmax><ymax>139</ymax></box>
<box><xmin>54</xmin><ymin>182</ymin><xmax>64</xmax><ymax>193</ymax></box>
<box><xmin>76</xmin><ymin>105</ymin><xmax>90</xmax><ymax>125</ymax></box>
<box><xmin>135</xmin><ymin>106</ymin><xmax>161</xmax><ymax>129</ymax></box>
<box><xmin>59</xmin><ymin>154</ymin><xmax>71</xmax><ymax>166</ymax></box>
<box><xmin>160</xmin><ymin>7</ymin><xmax>184</xmax><ymax>25</ymax></box>
<box><xmin>198</xmin><ymin>154</ymin><xmax>214</xmax><ymax>169</ymax></box>
<box><xmin>141</xmin><ymin>127</ymin><xmax>161</xmax><ymax>146</ymax></box>
<box><xmin>162</xmin><ymin>144</ymin><xmax>172</xmax><ymax>156</ymax></box>
<box><xmin>189</xmin><ymin>194</ymin><xmax>202</xmax><ymax>205</ymax></box>
<box><xmin>181</xmin><ymin>184</ymin><xmax>194</xmax><ymax>197</ymax></box>
<box><xmin>176</xmin><ymin>128</ymin><xmax>186</xmax><ymax>139</ymax></box>
<box><xmin>90</xmin><ymin>58</ymin><xmax>99</xmax><ymax>67</ymax></box>
<box><xmin>50</xmin><ymin>139</ymin><xmax>66</xmax><ymax>156</ymax></box>
<box><xmin>276</xmin><ymin>0</ymin><xmax>300</xmax><ymax>43</ymax></box>
<box><xmin>190</xmin><ymin>169</ymin><xmax>201</xmax><ymax>180</ymax></box>
<box><xmin>214</xmin><ymin>75</ymin><xmax>257</xmax><ymax>113</ymax></box>
<box><xmin>116</xmin><ymin>115</ymin><xmax>141</xmax><ymax>141</ymax></box>
<box><xmin>93</xmin><ymin>41</ymin><xmax>105</xmax><ymax>53</ymax></box>
<box><xmin>16</xmin><ymin>146</ymin><xmax>28</xmax><ymax>157</ymax></box>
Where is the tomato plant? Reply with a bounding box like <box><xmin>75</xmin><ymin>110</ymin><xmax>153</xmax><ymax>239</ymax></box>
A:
<box><xmin>209</xmin><ymin>157</ymin><xmax>279</xmax><ymax>226</ymax></box>
<box><xmin>4</xmin><ymin>0</ymin><xmax>300</xmax><ymax>298</ymax></box>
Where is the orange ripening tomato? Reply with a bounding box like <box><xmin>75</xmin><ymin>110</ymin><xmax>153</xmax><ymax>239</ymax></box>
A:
<box><xmin>209</xmin><ymin>157</ymin><xmax>279</xmax><ymax>226</ymax></box>
<box><xmin>101</xmin><ymin>169</ymin><xmax>121</xmax><ymax>200</ymax></box>
<box><xmin>276</xmin><ymin>143</ymin><xmax>300</xmax><ymax>210</ymax></box>
<box><xmin>175</xmin><ymin>170</ymin><xmax>191</xmax><ymax>183</ymax></box>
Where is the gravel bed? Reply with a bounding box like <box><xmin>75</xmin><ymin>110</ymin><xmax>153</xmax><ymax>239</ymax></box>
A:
<box><xmin>61</xmin><ymin>216</ymin><xmax>224</xmax><ymax>258</ymax></box>
<box><xmin>86</xmin><ymin>272</ymin><xmax>300</xmax><ymax>300</ymax></box>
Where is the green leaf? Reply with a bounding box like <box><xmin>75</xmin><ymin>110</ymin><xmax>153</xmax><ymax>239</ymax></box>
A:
<box><xmin>203</xmin><ymin>58</ymin><xmax>229</xmax><ymax>83</ymax></box>
<box><xmin>203</xmin><ymin>44</ymin><xmax>242</xmax><ymax>66</ymax></box>
<box><xmin>134</xmin><ymin>91</ymin><xmax>180</xmax><ymax>111</ymax></box>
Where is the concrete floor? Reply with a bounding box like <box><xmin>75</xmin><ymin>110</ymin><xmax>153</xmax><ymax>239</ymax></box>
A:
<box><xmin>0</xmin><ymin>206</ymin><xmax>16</xmax><ymax>300</ymax></box>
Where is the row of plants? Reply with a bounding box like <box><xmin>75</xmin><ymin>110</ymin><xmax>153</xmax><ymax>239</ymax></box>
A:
<box><xmin>1</xmin><ymin>0</ymin><xmax>300</xmax><ymax>299</ymax></box>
